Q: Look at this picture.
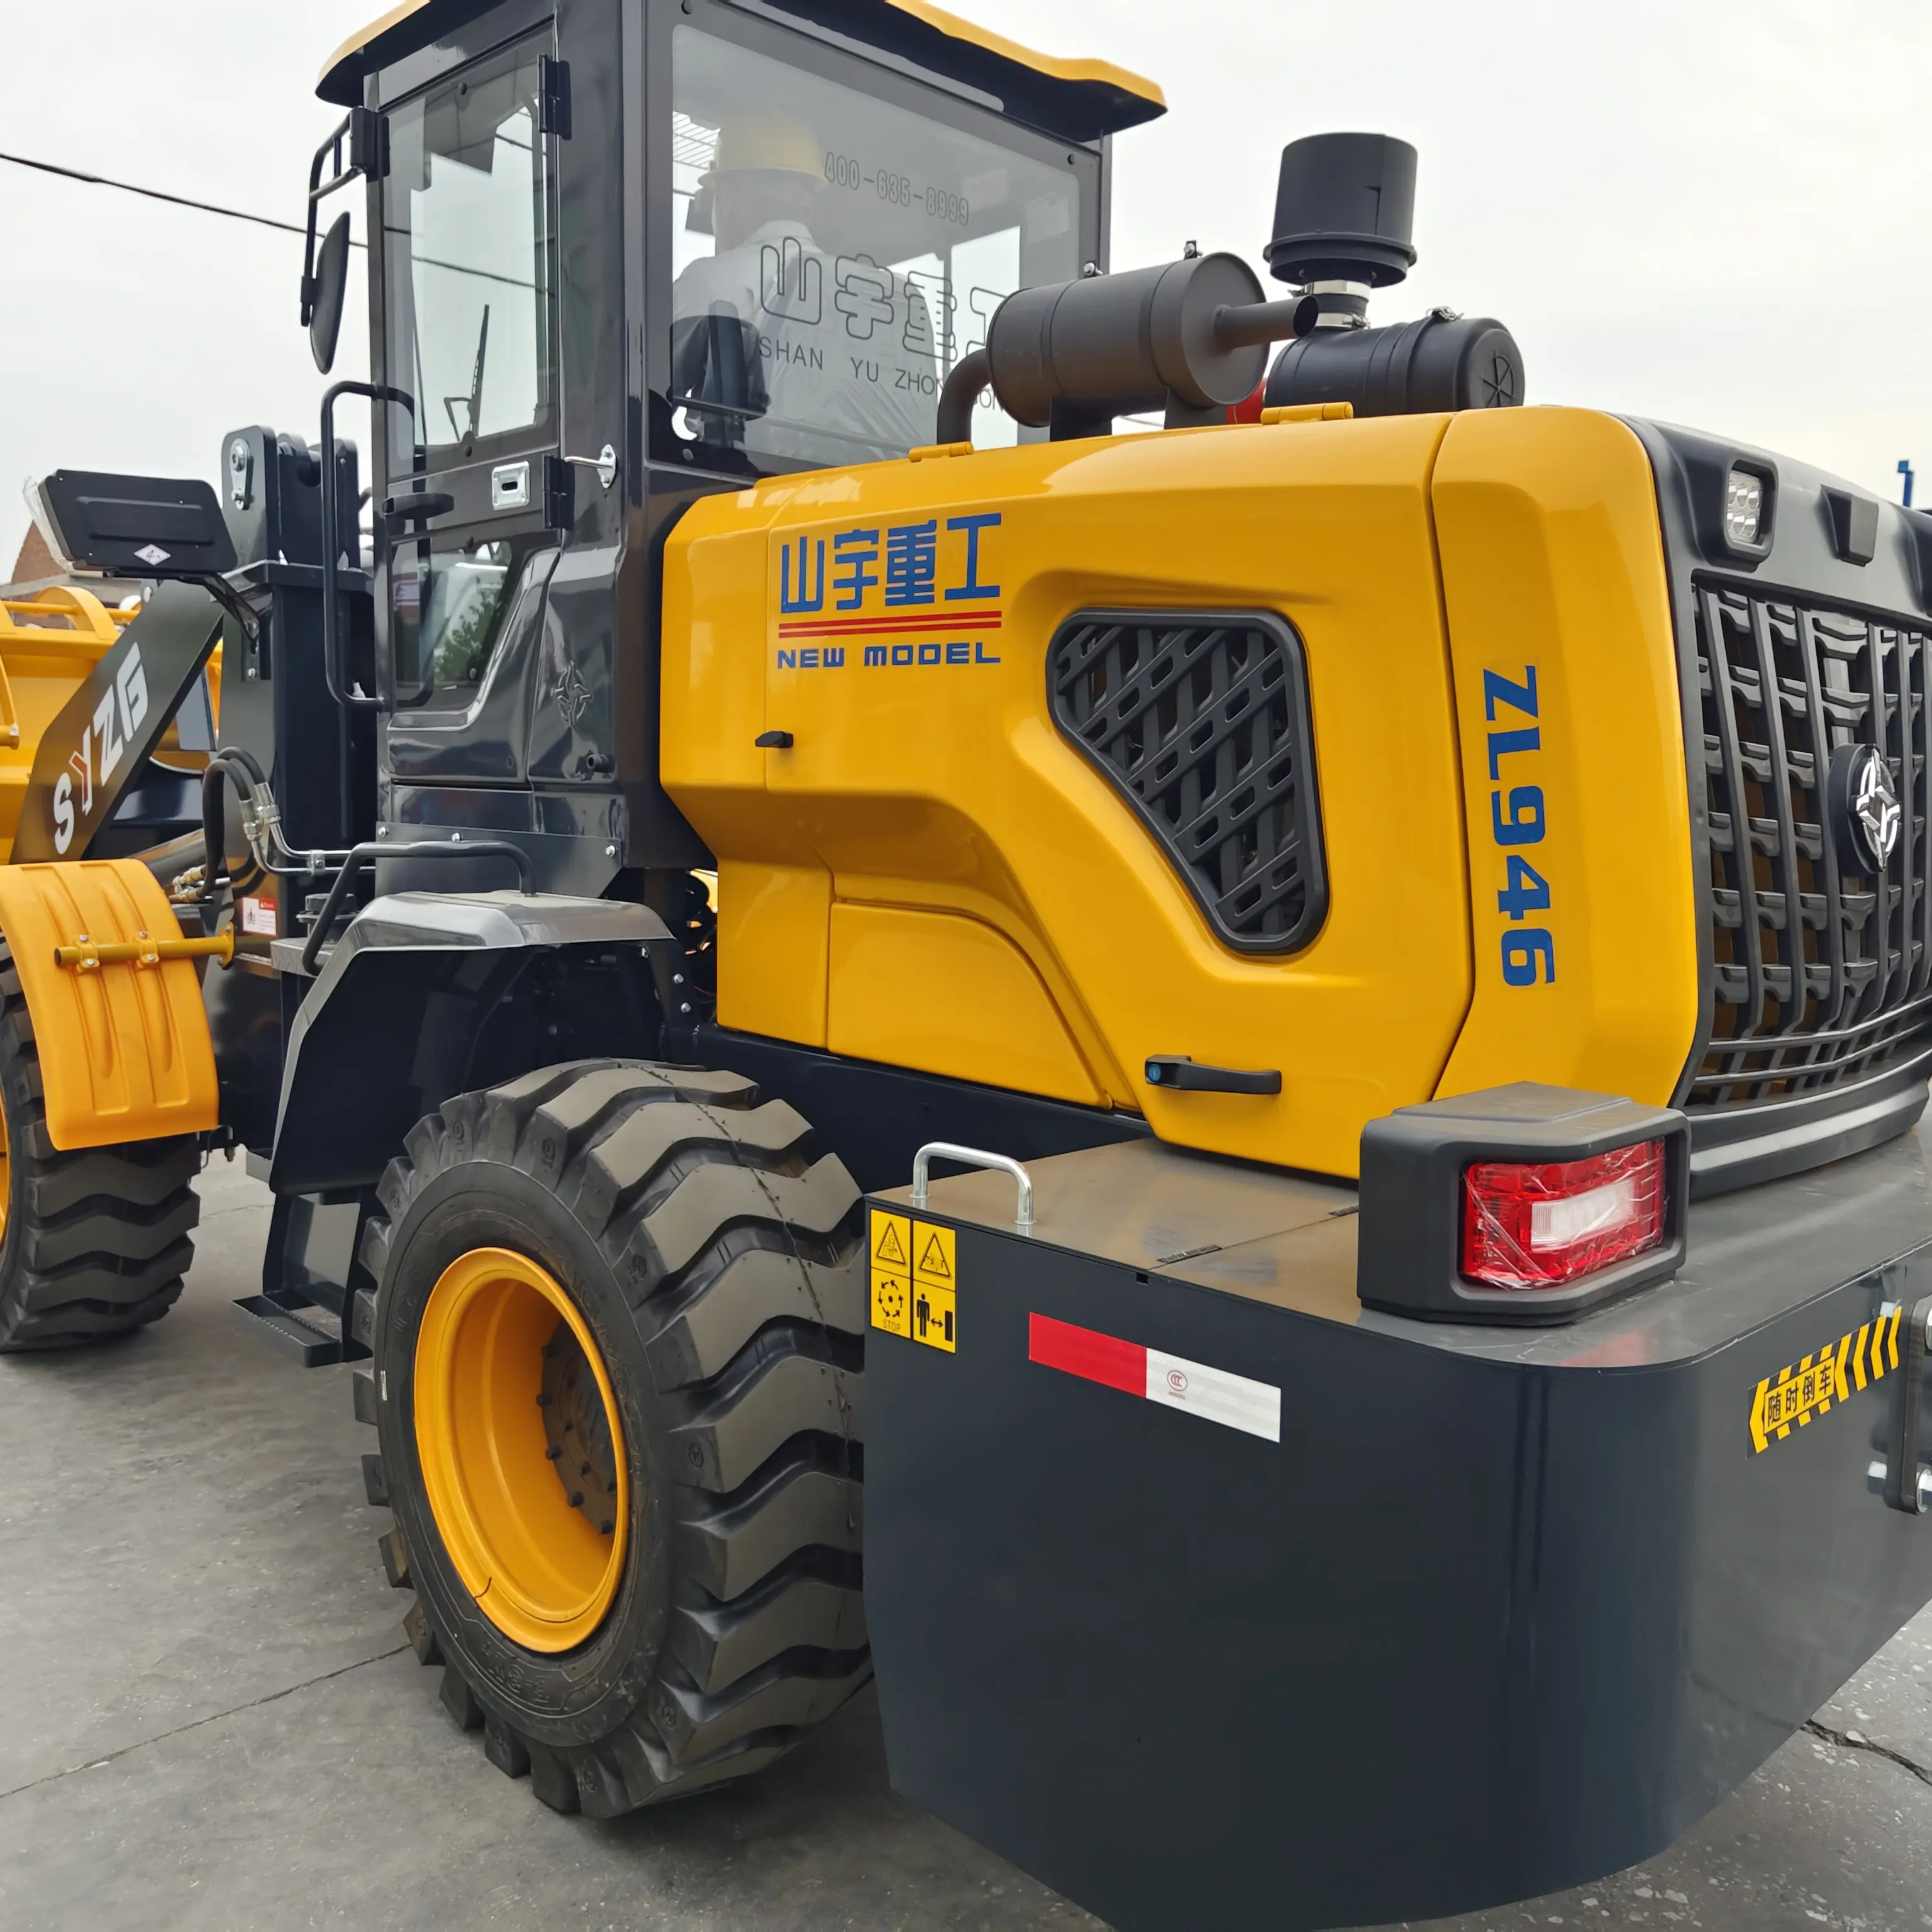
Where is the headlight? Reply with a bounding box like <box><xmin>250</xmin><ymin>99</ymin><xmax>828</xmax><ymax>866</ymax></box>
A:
<box><xmin>1723</xmin><ymin>467</ymin><xmax>1765</xmax><ymax>549</ymax></box>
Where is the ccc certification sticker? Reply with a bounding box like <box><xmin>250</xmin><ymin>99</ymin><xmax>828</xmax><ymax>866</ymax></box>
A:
<box><xmin>869</xmin><ymin>1208</ymin><xmax>957</xmax><ymax>1353</ymax></box>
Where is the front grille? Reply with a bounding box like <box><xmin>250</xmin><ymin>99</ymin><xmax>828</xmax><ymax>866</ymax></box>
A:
<box><xmin>1691</xmin><ymin>577</ymin><xmax>1932</xmax><ymax>1109</ymax></box>
<box><xmin>1047</xmin><ymin>610</ymin><xmax>1326</xmax><ymax>953</ymax></box>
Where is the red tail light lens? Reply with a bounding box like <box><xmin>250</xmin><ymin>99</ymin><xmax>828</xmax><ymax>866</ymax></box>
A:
<box><xmin>1460</xmin><ymin>1140</ymin><xmax>1667</xmax><ymax>1291</ymax></box>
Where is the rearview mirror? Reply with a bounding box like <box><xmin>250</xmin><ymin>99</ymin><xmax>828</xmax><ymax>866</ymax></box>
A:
<box><xmin>309</xmin><ymin>213</ymin><xmax>352</xmax><ymax>374</ymax></box>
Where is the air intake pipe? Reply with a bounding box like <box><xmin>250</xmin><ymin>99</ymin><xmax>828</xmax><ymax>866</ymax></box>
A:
<box><xmin>936</xmin><ymin>131</ymin><xmax>1524</xmax><ymax>442</ymax></box>
<box><xmin>935</xmin><ymin>253</ymin><xmax>1317</xmax><ymax>444</ymax></box>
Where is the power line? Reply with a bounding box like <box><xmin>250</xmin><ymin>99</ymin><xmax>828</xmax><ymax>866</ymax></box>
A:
<box><xmin>0</xmin><ymin>148</ymin><xmax>540</xmax><ymax>296</ymax></box>
<box><xmin>3</xmin><ymin>143</ymin><xmax>537</xmax><ymax>297</ymax></box>
<box><xmin>0</xmin><ymin>148</ymin><xmax>362</xmax><ymax>245</ymax></box>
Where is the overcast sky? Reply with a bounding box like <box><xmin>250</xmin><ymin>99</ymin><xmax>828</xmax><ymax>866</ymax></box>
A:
<box><xmin>3</xmin><ymin>0</ymin><xmax>1927</xmax><ymax>572</ymax></box>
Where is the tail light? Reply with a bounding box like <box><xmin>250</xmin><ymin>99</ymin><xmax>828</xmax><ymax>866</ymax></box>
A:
<box><xmin>1357</xmin><ymin>1084</ymin><xmax>1689</xmax><ymax>1324</ymax></box>
<box><xmin>1461</xmin><ymin>1140</ymin><xmax>1667</xmax><ymax>1291</ymax></box>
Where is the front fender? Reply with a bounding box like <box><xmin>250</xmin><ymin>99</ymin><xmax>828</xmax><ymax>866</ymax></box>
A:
<box><xmin>270</xmin><ymin>889</ymin><xmax>672</xmax><ymax>1192</ymax></box>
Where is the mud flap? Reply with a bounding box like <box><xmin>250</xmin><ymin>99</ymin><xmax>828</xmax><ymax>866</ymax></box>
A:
<box><xmin>0</xmin><ymin>859</ymin><xmax>218</xmax><ymax>1149</ymax></box>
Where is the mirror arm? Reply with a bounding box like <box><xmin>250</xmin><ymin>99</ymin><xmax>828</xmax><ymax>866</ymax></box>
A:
<box><xmin>300</xmin><ymin>109</ymin><xmax>384</xmax><ymax>328</ymax></box>
<box><xmin>300</xmin><ymin>114</ymin><xmax>353</xmax><ymax>326</ymax></box>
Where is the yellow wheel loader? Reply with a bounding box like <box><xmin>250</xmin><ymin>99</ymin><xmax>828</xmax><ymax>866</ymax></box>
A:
<box><xmin>0</xmin><ymin>535</ymin><xmax>223</xmax><ymax>1347</ymax></box>
<box><xmin>7</xmin><ymin>2</ymin><xmax>1932</xmax><ymax>1924</ymax></box>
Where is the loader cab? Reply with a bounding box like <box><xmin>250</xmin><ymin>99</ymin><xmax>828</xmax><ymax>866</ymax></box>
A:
<box><xmin>310</xmin><ymin>0</ymin><xmax>1160</xmax><ymax>898</ymax></box>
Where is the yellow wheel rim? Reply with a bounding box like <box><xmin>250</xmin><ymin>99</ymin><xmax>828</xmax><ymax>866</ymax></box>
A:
<box><xmin>413</xmin><ymin>1248</ymin><xmax>628</xmax><ymax>1652</ymax></box>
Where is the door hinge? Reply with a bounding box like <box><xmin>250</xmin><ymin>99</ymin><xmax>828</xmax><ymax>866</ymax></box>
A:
<box><xmin>544</xmin><ymin>454</ymin><xmax>575</xmax><ymax>533</ymax></box>
<box><xmin>540</xmin><ymin>56</ymin><xmax>572</xmax><ymax>139</ymax></box>
<box><xmin>348</xmin><ymin>105</ymin><xmax>389</xmax><ymax>180</ymax></box>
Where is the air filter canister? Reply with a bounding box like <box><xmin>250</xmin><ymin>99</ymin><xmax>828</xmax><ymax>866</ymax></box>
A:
<box><xmin>1263</xmin><ymin>312</ymin><xmax>1523</xmax><ymax>418</ymax></box>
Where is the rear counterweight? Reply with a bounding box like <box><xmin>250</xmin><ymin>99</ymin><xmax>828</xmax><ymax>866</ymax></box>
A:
<box><xmin>864</xmin><ymin>1134</ymin><xmax>1932</xmax><ymax>1932</ymax></box>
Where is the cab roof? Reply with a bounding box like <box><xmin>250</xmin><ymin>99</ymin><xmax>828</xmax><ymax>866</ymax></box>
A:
<box><xmin>319</xmin><ymin>0</ymin><xmax>1165</xmax><ymax>143</ymax></box>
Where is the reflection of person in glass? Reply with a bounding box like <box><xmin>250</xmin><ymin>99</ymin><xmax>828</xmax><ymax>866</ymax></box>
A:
<box><xmin>672</xmin><ymin>117</ymin><xmax>936</xmax><ymax>464</ymax></box>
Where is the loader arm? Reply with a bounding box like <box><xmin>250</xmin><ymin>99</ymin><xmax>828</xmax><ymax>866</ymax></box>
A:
<box><xmin>9</xmin><ymin>582</ymin><xmax>225</xmax><ymax>866</ymax></box>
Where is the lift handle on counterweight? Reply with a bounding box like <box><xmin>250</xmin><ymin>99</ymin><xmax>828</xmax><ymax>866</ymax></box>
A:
<box><xmin>911</xmin><ymin>1142</ymin><xmax>1035</xmax><ymax>1231</ymax></box>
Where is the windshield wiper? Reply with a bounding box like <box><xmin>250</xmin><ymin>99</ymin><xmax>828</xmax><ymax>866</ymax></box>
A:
<box><xmin>443</xmin><ymin>303</ymin><xmax>491</xmax><ymax>441</ymax></box>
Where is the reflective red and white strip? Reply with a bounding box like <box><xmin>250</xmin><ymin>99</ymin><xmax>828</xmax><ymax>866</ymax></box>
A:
<box><xmin>1028</xmin><ymin>1313</ymin><xmax>1281</xmax><ymax>1443</ymax></box>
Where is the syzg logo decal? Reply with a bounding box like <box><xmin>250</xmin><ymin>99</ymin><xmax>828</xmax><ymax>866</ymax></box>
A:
<box><xmin>52</xmin><ymin>643</ymin><xmax>149</xmax><ymax>854</ymax></box>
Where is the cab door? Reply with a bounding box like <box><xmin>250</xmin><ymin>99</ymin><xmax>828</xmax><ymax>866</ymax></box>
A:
<box><xmin>375</xmin><ymin>26</ymin><xmax>567</xmax><ymax>787</ymax></box>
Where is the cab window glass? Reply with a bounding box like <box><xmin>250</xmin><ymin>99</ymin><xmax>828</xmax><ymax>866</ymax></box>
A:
<box><xmin>386</xmin><ymin>38</ymin><xmax>556</xmax><ymax>467</ymax></box>
<box><xmin>669</xmin><ymin>25</ymin><xmax>1082</xmax><ymax>471</ymax></box>
<box><xmin>392</xmin><ymin>537</ymin><xmax>551</xmax><ymax>701</ymax></box>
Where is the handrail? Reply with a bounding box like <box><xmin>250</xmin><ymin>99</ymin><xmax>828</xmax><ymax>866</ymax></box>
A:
<box><xmin>910</xmin><ymin>1141</ymin><xmax>1035</xmax><ymax>1230</ymax></box>
<box><xmin>319</xmin><ymin>380</ymin><xmax>413</xmax><ymax>713</ymax></box>
<box><xmin>299</xmin><ymin>835</ymin><xmax>533</xmax><ymax>975</ymax></box>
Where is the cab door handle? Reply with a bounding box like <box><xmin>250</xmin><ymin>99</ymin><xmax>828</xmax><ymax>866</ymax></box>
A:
<box><xmin>383</xmin><ymin>489</ymin><xmax>454</xmax><ymax>535</ymax></box>
<box><xmin>1145</xmin><ymin>1055</ymin><xmax>1282</xmax><ymax>1096</ymax></box>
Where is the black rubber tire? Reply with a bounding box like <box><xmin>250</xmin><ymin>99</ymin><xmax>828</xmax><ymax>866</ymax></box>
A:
<box><xmin>0</xmin><ymin>943</ymin><xmax>201</xmax><ymax>1353</ymax></box>
<box><xmin>352</xmin><ymin>1059</ymin><xmax>869</xmax><ymax>1815</ymax></box>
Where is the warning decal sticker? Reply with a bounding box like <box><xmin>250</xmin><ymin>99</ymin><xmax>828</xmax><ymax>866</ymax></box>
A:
<box><xmin>1749</xmin><ymin>1303</ymin><xmax>1902</xmax><ymax>1453</ymax></box>
<box><xmin>869</xmin><ymin>1209</ymin><xmax>911</xmax><ymax>1340</ymax></box>
<box><xmin>869</xmin><ymin>1208</ymin><xmax>956</xmax><ymax>1354</ymax></box>
<box><xmin>873</xmin><ymin>1214</ymin><xmax>908</xmax><ymax>1269</ymax></box>
<box><xmin>911</xmin><ymin>1220</ymin><xmax>955</xmax><ymax>1354</ymax></box>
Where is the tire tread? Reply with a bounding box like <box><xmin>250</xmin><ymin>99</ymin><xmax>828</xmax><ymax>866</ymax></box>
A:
<box><xmin>0</xmin><ymin>941</ymin><xmax>198</xmax><ymax>1353</ymax></box>
<box><xmin>355</xmin><ymin>1058</ymin><xmax>869</xmax><ymax>1814</ymax></box>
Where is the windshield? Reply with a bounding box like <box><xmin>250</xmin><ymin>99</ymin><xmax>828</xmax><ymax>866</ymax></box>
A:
<box><xmin>385</xmin><ymin>35</ymin><xmax>556</xmax><ymax>467</ymax></box>
<box><xmin>669</xmin><ymin>25</ymin><xmax>1083</xmax><ymax>471</ymax></box>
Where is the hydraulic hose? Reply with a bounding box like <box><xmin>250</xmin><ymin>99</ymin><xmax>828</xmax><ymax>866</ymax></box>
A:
<box><xmin>198</xmin><ymin>766</ymin><xmax>225</xmax><ymax>896</ymax></box>
<box><xmin>199</xmin><ymin>748</ymin><xmax>270</xmax><ymax>901</ymax></box>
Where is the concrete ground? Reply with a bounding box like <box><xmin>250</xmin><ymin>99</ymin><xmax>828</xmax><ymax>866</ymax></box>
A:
<box><xmin>1</xmin><ymin>1158</ymin><xmax>1928</xmax><ymax>1932</ymax></box>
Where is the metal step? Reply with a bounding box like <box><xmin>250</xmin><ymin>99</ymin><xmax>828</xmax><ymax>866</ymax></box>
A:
<box><xmin>231</xmin><ymin>1294</ymin><xmax>344</xmax><ymax>1368</ymax></box>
